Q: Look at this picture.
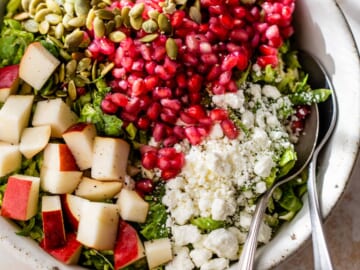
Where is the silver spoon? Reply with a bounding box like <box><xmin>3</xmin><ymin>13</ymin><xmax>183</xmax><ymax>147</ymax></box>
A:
<box><xmin>238</xmin><ymin>50</ymin><xmax>335</xmax><ymax>270</ymax></box>
<box><xmin>302</xmin><ymin>51</ymin><xmax>337</xmax><ymax>270</ymax></box>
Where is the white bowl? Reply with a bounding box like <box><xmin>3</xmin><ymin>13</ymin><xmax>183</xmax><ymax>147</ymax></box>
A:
<box><xmin>0</xmin><ymin>0</ymin><xmax>359</xmax><ymax>269</ymax></box>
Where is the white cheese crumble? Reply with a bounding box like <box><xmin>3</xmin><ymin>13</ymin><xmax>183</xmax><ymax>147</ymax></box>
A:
<box><xmin>163</xmin><ymin>83</ymin><xmax>297</xmax><ymax>269</ymax></box>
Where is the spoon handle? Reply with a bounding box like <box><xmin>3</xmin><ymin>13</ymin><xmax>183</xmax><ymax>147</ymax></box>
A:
<box><xmin>307</xmin><ymin>154</ymin><xmax>334</xmax><ymax>270</ymax></box>
<box><xmin>238</xmin><ymin>192</ymin><xmax>270</xmax><ymax>270</ymax></box>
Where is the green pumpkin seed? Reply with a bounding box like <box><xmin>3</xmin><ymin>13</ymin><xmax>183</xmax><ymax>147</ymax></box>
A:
<box><xmin>55</xmin><ymin>90</ymin><xmax>67</xmax><ymax>97</ymax></box>
<box><xmin>77</xmin><ymin>57</ymin><xmax>92</xmax><ymax>72</ymax></box>
<box><xmin>142</xmin><ymin>19</ymin><xmax>158</xmax><ymax>33</ymax></box>
<box><xmin>59</xmin><ymin>48</ymin><xmax>72</xmax><ymax>60</ymax></box>
<box><xmin>95</xmin><ymin>9</ymin><xmax>115</xmax><ymax>20</ymax></box>
<box><xmin>121</xmin><ymin>6</ymin><xmax>131</xmax><ymax>28</ymax></box>
<box><xmin>47</xmin><ymin>35</ymin><xmax>64</xmax><ymax>49</ymax></box>
<box><xmin>139</xmin><ymin>33</ymin><xmax>159</xmax><ymax>43</ymax></box>
<box><xmin>130</xmin><ymin>16</ymin><xmax>143</xmax><ymax>30</ymax></box>
<box><xmin>21</xmin><ymin>0</ymin><xmax>31</xmax><ymax>12</ymax></box>
<box><xmin>62</xmin><ymin>14</ymin><xmax>72</xmax><ymax>29</ymax></box>
<box><xmin>59</xmin><ymin>63</ymin><xmax>65</xmax><ymax>82</ymax></box>
<box><xmin>68</xmin><ymin>80</ymin><xmax>77</xmax><ymax>100</ymax></box>
<box><xmin>105</xmin><ymin>20</ymin><xmax>115</xmax><ymax>35</ymax></box>
<box><xmin>13</xmin><ymin>12</ymin><xmax>30</xmax><ymax>21</ymax></box>
<box><xmin>100</xmin><ymin>62</ymin><xmax>115</xmax><ymax>77</ymax></box>
<box><xmin>65</xmin><ymin>59</ymin><xmax>77</xmax><ymax>77</ymax></box>
<box><xmin>166</xmin><ymin>37</ymin><xmax>178</xmax><ymax>60</ymax></box>
<box><xmin>39</xmin><ymin>20</ymin><xmax>50</xmax><ymax>34</ymax></box>
<box><xmin>79</xmin><ymin>71</ymin><xmax>91</xmax><ymax>78</ymax></box>
<box><xmin>68</xmin><ymin>16</ymin><xmax>86</xmax><ymax>28</ymax></box>
<box><xmin>35</xmin><ymin>3</ymin><xmax>48</xmax><ymax>13</ymax></box>
<box><xmin>93</xmin><ymin>17</ymin><xmax>105</xmax><ymax>38</ymax></box>
<box><xmin>162</xmin><ymin>2</ymin><xmax>176</xmax><ymax>14</ymax></box>
<box><xmin>157</xmin><ymin>13</ymin><xmax>172</xmax><ymax>34</ymax></box>
<box><xmin>64</xmin><ymin>2</ymin><xmax>74</xmax><ymax>16</ymax></box>
<box><xmin>90</xmin><ymin>0</ymin><xmax>101</xmax><ymax>5</ymax></box>
<box><xmin>45</xmin><ymin>13</ymin><xmax>62</xmax><ymax>25</ymax></box>
<box><xmin>34</xmin><ymin>8</ymin><xmax>51</xmax><ymax>23</ymax></box>
<box><xmin>114</xmin><ymin>15</ymin><xmax>123</xmax><ymax>28</ymax></box>
<box><xmin>86</xmin><ymin>8</ymin><xmax>96</xmax><ymax>30</ymax></box>
<box><xmin>46</xmin><ymin>0</ymin><xmax>62</xmax><ymax>14</ymax></box>
<box><xmin>54</xmin><ymin>23</ymin><xmax>64</xmax><ymax>39</ymax></box>
<box><xmin>189</xmin><ymin>6</ymin><xmax>201</xmax><ymax>24</ymax></box>
<box><xmin>112</xmin><ymin>7</ymin><xmax>121</xmax><ymax>16</ymax></box>
<box><xmin>74</xmin><ymin>75</ymin><xmax>90</xmax><ymax>87</ymax></box>
<box><xmin>29</xmin><ymin>0</ymin><xmax>43</xmax><ymax>16</ymax></box>
<box><xmin>91</xmin><ymin>59</ymin><xmax>98</xmax><ymax>81</ymax></box>
<box><xmin>23</xmin><ymin>19</ymin><xmax>39</xmax><ymax>33</ymax></box>
<box><xmin>64</xmin><ymin>29</ymin><xmax>84</xmax><ymax>48</ymax></box>
<box><xmin>129</xmin><ymin>3</ymin><xmax>145</xmax><ymax>18</ymax></box>
<box><xmin>74</xmin><ymin>0</ymin><xmax>90</xmax><ymax>16</ymax></box>
<box><xmin>148</xmin><ymin>10</ymin><xmax>159</xmax><ymax>20</ymax></box>
<box><xmin>109</xmin><ymin>30</ymin><xmax>126</xmax><ymax>43</ymax></box>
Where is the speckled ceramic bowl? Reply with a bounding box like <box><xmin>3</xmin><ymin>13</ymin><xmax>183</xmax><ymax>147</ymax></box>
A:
<box><xmin>0</xmin><ymin>0</ymin><xmax>359</xmax><ymax>269</ymax></box>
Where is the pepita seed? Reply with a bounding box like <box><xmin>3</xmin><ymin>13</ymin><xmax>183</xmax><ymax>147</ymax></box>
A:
<box><xmin>109</xmin><ymin>30</ymin><xmax>126</xmax><ymax>43</ymax></box>
<box><xmin>53</xmin><ymin>73</ymin><xmax>59</xmax><ymax>85</ymax></box>
<box><xmin>71</xmin><ymin>52</ymin><xmax>86</xmax><ymax>61</ymax></box>
<box><xmin>62</xmin><ymin>14</ymin><xmax>73</xmax><ymax>29</ymax></box>
<box><xmin>55</xmin><ymin>90</ymin><xmax>67</xmax><ymax>97</ymax></box>
<box><xmin>92</xmin><ymin>59</ymin><xmax>98</xmax><ymax>81</ymax></box>
<box><xmin>59</xmin><ymin>63</ymin><xmax>65</xmax><ymax>82</ymax></box>
<box><xmin>86</xmin><ymin>8</ymin><xmax>96</xmax><ymax>30</ymax></box>
<box><xmin>163</xmin><ymin>2</ymin><xmax>176</xmax><ymax>14</ymax></box>
<box><xmin>74</xmin><ymin>75</ymin><xmax>90</xmax><ymax>87</ymax></box>
<box><xmin>100</xmin><ymin>62</ymin><xmax>115</xmax><ymax>77</ymax></box>
<box><xmin>97</xmin><ymin>2</ymin><xmax>108</xmax><ymax>9</ymax></box>
<box><xmin>46</xmin><ymin>0</ymin><xmax>62</xmax><ymax>14</ymax></box>
<box><xmin>121</xmin><ymin>6</ymin><xmax>131</xmax><ymax>27</ymax></box>
<box><xmin>21</xmin><ymin>0</ymin><xmax>31</xmax><ymax>12</ymax></box>
<box><xmin>148</xmin><ymin>10</ymin><xmax>159</xmax><ymax>20</ymax></box>
<box><xmin>142</xmin><ymin>19</ymin><xmax>158</xmax><ymax>33</ymax></box>
<box><xmin>64</xmin><ymin>29</ymin><xmax>84</xmax><ymax>48</ymax></box>
<box><xmin>48</xmin><ymin>35</ymin><xmax>64</xmax><ymax>48</ymax></box>
<box><xmin>45</xmin><ymin>13</ymin><xmax>62</xmax><ymax>25</ymax></box>
<box><xmin>102</xmin><ymin>0</ymin><xmax>112</xmax><ymax>5</ymax></box>
<box><xmin>35</xmin><ymin>3</ymin><xmax>48</xmax><ymax>13</ymax></box>
<box><xmin>105</xmin><ymin>20</ymin><xmax>115</xmax><ymax>36</ymax></box>
<box><xmin>13</xmin><ymin>12</ymin><xmax>30</xmax><ymax>21</ymax></box>
<box><xmin>93</xmin><ymin>17</ymin><xmax>105</xmax><ymax>38</ymax></box>
<box><xmin>68</xmin><ymin>80</ymin><xmax>77</xmax><ymax>100</ymax></box>
<box><xmin>19</xmin><ymin>82</ymin><xmax>32</xmax><ymax>95</ymax></box>
<box><xmin>74</xmin><ymin>0</ymin><xmax>90</xmax><ymax>16</ymax></box>
<box><xmin>59</xmin><ymin>48</ymin><xmax>72</xmax><ymax>60</ymax></box>
<box><xmin>64</xmin><ymin>2</ymin><xmax>74</xmax><ymax>16</ymax></box>
<box><xmin>23</xmin><ymin>19</ymin><xmax>39</xmax><ymax>33</ymax></box>
<box><xmin>66</xmin><ymin>59</ymin><xmax>77</xmax><ymax>76</ymax></box>
<box><xmin>194</xmin><ymin>0</ymin><xmax>201</xmax><ymax>9</ymax></box>
<box><xmin>90</xmin><ymin>0</ymin><xmax>101</xmax><ymax>5</ymax></box>
<box><xmin>34</xmin><ymin>8</ymin><xmax>52</xmax><ymax>23</ymax></box>
<box><xmin>157</xmin><ymin>13</ymin><xmax>172</xmax><ymax>34</ymax></box>
<box><xmin>77</xmin><ymin>58</ymin><xmax>92</xmax><ymax>72</ymax></box>
<box><xmin>129</xmin><ymin>3</ymin><xmax>145</xmax><ymax>18</ymax></box>
<box><xmin>114</xmin><ymin>15</ymin><xmax>123</xmax><ymax>28</ymax></box>
<box><xmin>39</xmin><ymin>20</ymin><xmax>50</xmax><ymax>34</ymax></box>
<box><xmin>166</xmin><ymin>37</ymin><xmax>178</xmax><ymax>60</ymax></box>
<box><xmin>130</xmin><ymin>16</ymin><xmax>143</xmax><ymax>30</ymax></box>
<box><xmin>68</xmin><ymin>16</ymin><xmax>86</xmax><ymax>28</ymax></box>
<box><xmin>112</xmin><ymin>7</ymin><xmax>121</xmax><ymax>16</ymax></box>
<box><xmin>54</xmin><ymin>23</ymin><xmax>64</xmax><ymax>39</ymax></box>
<box><xmin>79</xmin><ymin>71</ymin><xmax>91</xmax><ymax>78</ymax></box>
<box><xmin>139</xmin><ymin>33</ymin><xmax>159</xmax><ymax>43</ymax></box>
<box><xmin>29</xmin><ymin>0</ymin><xmax>43</xmax><ymax>16</ymax></box>
<box><xmin>95</xmin><ymin>9</ymin><xmax>115</xmax><ymax>20</ymax></box>
<box><xmin>175</xmin><ymin>0</ymin><xmax>187</xmax><ymax>5</ymax></box>
<box><xmin>189</xmin><ymin>6</ymin><xmax>202</xmax><ymax>24</ymax></box>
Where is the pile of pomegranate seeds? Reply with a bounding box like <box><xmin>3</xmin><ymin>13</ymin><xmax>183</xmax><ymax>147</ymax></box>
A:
<box><xmin>86</xmin><ymin>0</ymin><xmax>296</xmax><ymax>180</ymax></box>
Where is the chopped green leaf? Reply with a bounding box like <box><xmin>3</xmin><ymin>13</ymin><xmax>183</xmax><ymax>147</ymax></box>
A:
<box><xmin>190</xmin><ymin>217</ymin><xmax>225</xmax><ymax>232</ymax></box>
<box><xmin>288</xmin><ymin>89</ymin><xmax>332</xmax><ymax>105</ymax></box>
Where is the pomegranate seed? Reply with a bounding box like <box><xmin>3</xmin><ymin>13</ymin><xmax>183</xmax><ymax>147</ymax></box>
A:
<box><xmin>144</xmin><ymin>75</ymin><xmax>159</xmax><ymax>91</ymax></box>
<box><xmin>161</xmin><ymin>169</ymin><xmax>180</xmax><ymax>180</ymax></box>
<box><xmin>199</xmin><ymin>42</ymin><xmax>212</xmax><ymax>53</ymax></box>
<box><xmin>171</xmin><ymin>10</ymin><xmax>186</xmax><ymax>27</ymax></box>
<box><xmin>131</xmin><ymin>78</ymin><xmax>146</xmax><ymax>96</ymax></box>
<box><xmin>219</xmin><ymin>13</ymin><xmax>234</xmax><ymax>29</ymax></box>
<box><xmin>257</xmin><ymin>55</ymin><xmax>279</xmax><ymax>68</ymax></box>
<box><xmin>121</xmin><ymin>56</ymin><xmax>133</xmax><ymax>71</ymax></box>
<box><xmin>291</xmin><ymin>120</ymin><xmax>304</xmax><ymax>133</ymax></box>
<box><xmin>161</xmin><ymin>99</ymin><xmax>182</xmax><ymax>112</ymax></box>
<box><xmin>229</xmin><ymin>28</ymin><xmax>249</xmax><ymax>42</ymax></box>
<box><xmin>136</xmin><ymin>116</ymin><xmax>151</xmax><ymax>130</ymax></box>
<box><xmin>163</xmin><ymin>136</ymin><xmax>179</xmax><ymax>147</ymax></box>
<box><xmin>210</xmin><ymin>108</ymin><xmax>228</xmax><ymax>121</ymax></box>
<box><xmin>112</xmin><ymin>67</ymin><xmax>126</xmax><ymax>79</ymax></box>
<box><xmin>153</xmin><ymin>122</ymin><xmax>166</xmax><ymax>141</ymax></box>
<box><xmin>158</xmin><ymin>147</ymin><xmax>177</xmax><ymax>157</ymax></box>
<box><xmin>218</xmin><ymin>70</ymin><xmax>232</xmax><ymax>85</ymax></box>
<box><xmin>184</xmin><ymin>126</ymin><xmax>202</xmax><ymax>145</ymax></box>
<box><xmin>110</xmin><ymin>93</ymin><xmax>128</xmax><ymax>107</ymax></box>
<box><xmin>207</xmin><ymin>64</ymin><xmax>222</xmax><ymax>81</ymax></box>
<box><xmin>170</xmin><ymin>153</ymin><xmax>185</xmax><ymax>170</ymax></box>
<box><xmin>132</xmin><ymin>59</ymin><xmax>144</xmax><ymax>71</ymax></box>
<box><xmin>221</xmin><ymin>119</ymin><xmax>239</xmax><ymax>139</ymax></box>
<box><xmin>157</xmin><ymin>156</ymin><xmax>172</xmax><ymax>170</ymax></box>
<box><xmin>101</xmin><ymin>99</ymin><xmax>117</xmax><ymax>114</ymax></box>
<box><xmin>222</xmin><ymin>53</ymin><xmax>238</xmax><ymax>71</ymax></box>
<box><xmin>160</xmin><ymin>111</ymin><xmax>178</xmax><ymax>124</ymax></box>
<box><xmin>153</xmin><ymin>87</ymin><xmax>172</xmax><ymax>100</ymax></box>
<box><xmin>139</xmin><ymin>145</ymin><xmax>158</xmax><ymax>155</ymax></box>
<box><xmin>140</xmin><ymin>44</ymin><xmax>152</xmax><ymax>61</ymax></box>
<box><xmin>201</xmin><ymin>53</ymin><xmax>218</xmax><ymax>65</ymax></box>
<box><xmin>146</xmin><ymin>102</ymin><xmax>162</xmax><ymax>120</ymax></box>
<box><xmin>97</xmin><ymin>37</ymin><xmax>115</xmax><ymax>55</ymax></box>
<box><xmin>180</xmin><ymin>111</ymin><xmax>198</xmax><ymax>125</ymax></box>
<box><xmin>259</xmin><ymin>44</ymin><xmax>278</xmax><ymax>55</ymax></box>
<box><xmin>295</xmin><ymin>105</ymin><xmax>311</xmax><ymax>120</ymax></box>
<box><xmin>173</xmin><ymin>125</ymin><xmax>185</xmax><ymax>139</ymax></box>
<box><xmin>142</xmin><ymin>151</ymin><xmax>158</xmax><ymax>170</ymax></box>
<box><xmin>211</xmin><ymin>82</ymin><xmax>226</xmax><ymax>95</ymax></box>
<box><xmin>135</xmin><ymin>178</ymin><xmax>154</xmax><ymax>194</ymax></box>
<box><xmin>185</xmin><ymin>105</ymin><xmax>206</xmax><ymax>119</ymax></box>
<box><xmin>145</xmin><ymin>61</ymin><xmax>157</xmax><ymax>74</ymax></box>
<box><xmin>188</xmin><ymin>74</ymin><xmax>203</xmax><ymax>92</ymax></box>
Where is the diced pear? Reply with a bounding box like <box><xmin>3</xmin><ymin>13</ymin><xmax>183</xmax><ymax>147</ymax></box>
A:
<box><xmin>0</xmin><ymin>142</ymin><xmax>22</xmax><ymax>177</ymax></box>
<box><xmin>91</xmin><ymin>137</ymin><xmax>130</xmax><ymax>181</ymax></box>
<box><xmin>116</xmin><ymin>189</ymin><xmax>149</xmax><ymax>223</ymax></box>
<box><xmin>43</xmin><ymin>143</ymin><xmax>79</xmax><ymax>171</ymax></box>
<box><xmin>76</xmin><ymin>201</ymin><xmax>119</xmax><ymax>250</ymax></box>
<box><xmin>62</xmin><ymin>123</ymin><xmax>97</xmax><ymax>170</ymax></box>
<box><xmin>41</xmin><ymin>195</ymin><xmax>66</xmax><ymax>249</ymax></box>
<box><xmin>1</xmin><ymin>174</ymin><xmax>40</xmax><ymax>221</ymax></box>
<box><xmin>40</xmin><ymin>167</ymin><xmax>82</xmax><ymax>194</ymax></box>
<box><xmin>144</xmin><ymin>238</ymin><xmax>173</xmax><ymax>269</ymax></box>
<box><xmin>75</xmin><ymin>177</ymin><xmax>122</xmax><ymax>201</ymax></box>
<box><xmin>32</xmin><ymin>98</ymin><xmax>78</xmax><ymax>138</ymax></box>
<box><xmin>0</xmin><ymin>95</ymin><xmax>34</xmax><ymax>144</ymax></box>
<box><xmin>19</xmin><ymin>125</ymin><xmax>51</xmax><ymax>159</ymax></box>
<box><xmin>19</xmin><ymin>42</ymin><xmax>60</xmax><ymax>90</ymax></box>
<box><xmin>0</xmin><ymin>64</ymin><xmax>19</xmax><ymax>102</ymax></box>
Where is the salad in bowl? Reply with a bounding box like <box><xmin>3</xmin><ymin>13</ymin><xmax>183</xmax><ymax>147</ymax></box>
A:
<box><xmin>0</xmin><ymin>0</ymin><xmax>331</xmax><ymax>269</ymax></box>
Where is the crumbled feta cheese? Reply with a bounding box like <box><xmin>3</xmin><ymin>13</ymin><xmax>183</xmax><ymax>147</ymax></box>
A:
<box><xmin>262</xmin><ymin>85</ymin><xmax>281</xmax><ymax>99</ymax></box>
<box><xmin>258</xmin><ymin>222</ymin><xmax>273</xmax><ymax>244</ymax></box>
<box><xmin>211</xmin><ymin>198</ymin><xmax>236</xmax><ymax>221</ymax></box>
<box><xmin>203</xmin><ymin>228</ymin><xmax>239</xmax><ymax>260</ymax></box>
<box><xmin>189</xmin><ymin>248</ymin><xmax>212</xmax><ymax>267</ymax></box>
<box><xmin>239</xmin><ymin>211</ymin><xmax>253</xmax><ymax>230</ymax></box>
<box><xmin>254</xmin><ymin>154</ymin><xmax>275</xmax><ymax>177</ymax></box>
<box><xmin>200</xmin><ymin>258</ymin><xmax>229</xmax><ymax>270</ymax></box>
<box><xmin>165</xmin><ymin>247</ymin><xmax>194</xmax><ymax>270</ymax></box>
<box><xmin>208</xmin><ymin>123</ymin><xmax>224</xmax><ymax>139</ymax></box>
<box><xmin>228</xmin><ymin>226</ymin><xmax>247</xmax><ymax>244</ymax></box>
<box><xmin>172</xmin><ymin>225</ymin><xmax>201</xmax><ymax>246</ymax></box>
<box><xmin>255</xmin><ymin>181</ymin><xmax>267</xmax><ymax>194</ymax></box>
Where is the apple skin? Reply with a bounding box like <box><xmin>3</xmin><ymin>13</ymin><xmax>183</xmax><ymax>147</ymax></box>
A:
<box><xmin>0</xmin><ymin>64</ymin><xmax>19</xmax><ymax>101</ymax></box>
<box><xmin>0</xmin><ymin>175</ymin><xmax>40</xmax><ymax>221</ymax></box>
<box><xmin>42</xmin><ymin>196</ymin><xmax>66</xmax><ymax>249</ymax></box>
<box><xmin>114</xmin><ymin>220</ymin><xmax>145</xmax><ymax>270</ymax></box>
<box><xmin>61</xmin><ymin>194</ymin><xmax>88</xmax><ymax>231</ymax></box>
<box><xmin>40</xmin><ymin>233</ymin><xmax>82</xmax><ymax>265</ymax></box>
<box><xmin>43</xmin><ymin>143</ymin><xmax>79</xmax><ymax>171</ymax></box>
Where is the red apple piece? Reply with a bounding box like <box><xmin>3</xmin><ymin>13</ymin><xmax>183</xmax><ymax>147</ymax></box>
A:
<box><xmin>43</xmin><ymin>143</ymin><xmax>79</xmax><ymax>171</ymax></box>
<box><xmin>40</xmin><ymin>167</ymin><xmax>82</xmax><ymax>194</ymax></box>
<box><xmin>61</xmin><ymin>194</ymin><xmax>88</xmax><ymax>231</ymax></box>
<box><xmin>114</xmin><ymin>220</ymin><xmax>145</xmax><ymax>270</ymax></box>
<box><xmin>62</xmin><ymin>123</ymin><xmax>97</xmax><ymax>170</ymax></box>
<box><xmin>0</xmin><ymin>64</ymin><xmax>19</xmax><ymax>102</ymax></box>
<box><xmin>40</xmin><ymin>233</ymin><xmax>82</xmax><ymax>265</ymax></box>
<box><xmin>1</xmin><ymin>174</ymin><xmax>40</xmax><ymax>220</ymax></box>
<box><xmin>41</xmin><ymin>195</ymin><xmax>66</xmax><ymax>249</ymax></box>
